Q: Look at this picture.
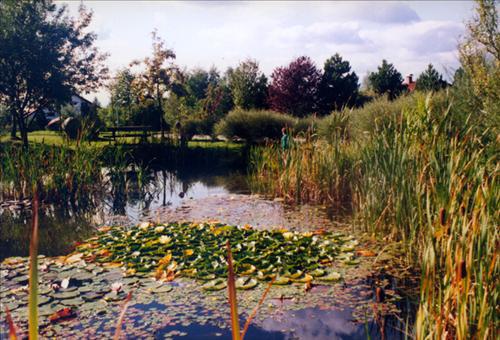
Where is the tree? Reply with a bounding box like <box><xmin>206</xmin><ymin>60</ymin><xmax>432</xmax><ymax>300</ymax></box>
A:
<box><xmin>318</xmin><ymin>53</ymin><xmax>359</xmax><ymax>114</ymax></box>
<box><xmin>367</xmin><ymin>60</ymin><xmax>405</xmax><ymax>100</ymax></box>
<box><xmin>268</xmin><ymin>56</ymin><xmax>321</xmax><ymax>117</ymax></box>
<box><xmin>0</xmin><ymin>1</ymin><xmax>108</xmax><ymax>147</ymax></box>
<box><xmin>108</xmin><ymin>69</ymin><xmax>136</xmax><ymax>126</ymax></box>
<box><xmin>228</xmin><ymin>59</ymin><xmax>268</xmax><ymax>110</ymax></box>
<box><xmin>415</xmin><ymin>64</ymin><xmax>448</xmax><ymax>92</ymax></box>
<box><xmin>130</xmin><ymin>29</ymin><xmax>179</xmax><ymax>139</ymax></box>
<box><xmin>458</xmin><ymin>0</ymin><xmax>499</xmax><ymax>117</ymax></box>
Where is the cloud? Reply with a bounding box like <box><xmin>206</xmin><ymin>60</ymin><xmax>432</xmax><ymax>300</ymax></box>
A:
<box><xmin>361</xmin><ymin>20</ymin><xmax>463</xmax><ymax>54</ymax></box>
<box><xmin>267</xmin><ymin>22</ymin><xmax>366</xmax><ymax>49</ymax></box>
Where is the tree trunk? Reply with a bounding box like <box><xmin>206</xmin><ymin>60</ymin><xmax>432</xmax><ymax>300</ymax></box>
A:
<box><xmin>16</xmin><ymin>111</ymin><xmax>29</xmax><ymax>148</ymax></box>
<box><xmin>10</xmin><ymin>109</ymin><xmax>17</xmax><ymax>139</ymax></box>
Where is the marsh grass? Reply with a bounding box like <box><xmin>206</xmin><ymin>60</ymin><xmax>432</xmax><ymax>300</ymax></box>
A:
<box><xmin>0</xmin><ymin>142</ymin><xmax>104</xmax><ymax>204</ymax></box>
<box><xmin>249</xmin><ymin>92</ymin><xmax>499</xmax><ymax>338</ymax></box>
<box><xmin>249</xmin><ymin>133</ymin><xmax>353</xmax><ymax>210</ymax></box>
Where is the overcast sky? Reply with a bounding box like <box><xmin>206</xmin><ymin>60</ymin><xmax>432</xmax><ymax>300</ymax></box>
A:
<box><xmin>58</xmin><ymin>1</ymin><xmax>475</xmax><ymax>105</ymax></box>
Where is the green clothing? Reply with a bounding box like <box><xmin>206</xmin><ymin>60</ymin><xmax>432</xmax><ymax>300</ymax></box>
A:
<box><xmin>281</xmin><ymin>133</ymin><xmax>289</xmax><ymax>150</ymax></box>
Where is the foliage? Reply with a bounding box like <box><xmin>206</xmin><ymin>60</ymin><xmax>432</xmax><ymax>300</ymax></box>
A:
<box><xmin>73</xmin><ymin>221</ymin><xmax>351</xmax><ymax>286</ymax></box>
<box><xmin>250</xmin><ymin>91</ymin><xmax>499</xmax><ymax>339</ymax></box>
<box><xmin>0</xmin><ymin>143</ymin><xmax>104</xmax><ymax>203</ymax></box>
<box><xmin>415</xmin><ymin>64</ymin><xmax>448</xmax><ymax>92</ymax></box>
<box><xmin>215</xmin><ymin>109</ymin><xmax>295</xmax><ymax>143</ymax></box>
<box><xmin>318</xmin><ymin>54</ymin><xmax>359</xmax><ymax>114</ymax></box>
<box><xmin>130</xmin><ymin>30</ymin><xmax>179</xmax><ymax>138</ymax></box>
<box><xmin>367</xmin><ymin>60</ymin><xmax>405</xmax><ymax>100</ymax></box>
<box><xmin>268</xmin><ymin>56</ymin><xmax>321</xmax><ymax>117</ymax></box>
<box><xmin>458</xmin><ymin>0</ymin><xmax>499</xmax><ymax>128</ymax></box>
<box><xmin>317</xmin><ymin>110</ymin><xmax>350</xmax><ymax>144</ymax></box>
<box><xmin>347</xmin><ymin>93</ymin><xmax>418</xmax><ymax>140</ymax></box>
<box><xmin>0</xmin><ymin>0</ymin><xmax>108</xmax><ymax>147</ymax></box>
<box><xmin>249</xmin><ymin>133</ymin><xmax>353</xmax><ymax>209</ymax></box>
<box><xmin>227</xmin><ymin>59</ymin><xmax>268</xmax><ymax>110</ymax></box>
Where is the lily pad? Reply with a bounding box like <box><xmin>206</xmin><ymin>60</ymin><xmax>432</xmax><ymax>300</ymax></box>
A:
<box><xmin>318</xmin><ymin>272</ymin><xmax>342</xmax><ymax>282</ymax></box>
<box><xmin>235</xmin><ymin>277</ymin><xmax>258</xmax><ymax>290</ymax></box>
<box><xmin>202</xmin><ymin>279</ymin><xmax>227</xmax><ymax>291</ymax></box>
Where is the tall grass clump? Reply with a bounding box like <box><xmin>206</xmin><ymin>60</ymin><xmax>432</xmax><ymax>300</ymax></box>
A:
<box><xmin>0</xmin><ymin>142</ymin><xmax>104</xmax><ymax>204</ymax></box>
<box><xmin>249</xmin><ymin>131</ymin><xmax>353</xmax><ymax>209</ymax></box>
<box><xmin>353</xmin><ymin>92</ymin><xmax>498</xmax><ymax>337</ymax></box>
<box><xmin>249</xmin><ymin>90</ymin><xmax>498</xmax><ymax>338</ymax></box>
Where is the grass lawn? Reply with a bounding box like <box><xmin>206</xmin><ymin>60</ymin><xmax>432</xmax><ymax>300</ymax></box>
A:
<box><xmin>0</xmin><ymin>130</ymin><xmax>243</xmax><ymax>150</ymax></box>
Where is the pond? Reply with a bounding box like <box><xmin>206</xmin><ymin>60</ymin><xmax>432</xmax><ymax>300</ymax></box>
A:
<box><xmin>0</xmin><ymin>146</ymin><xmax>416</xmax><ymax>339</ymax></box>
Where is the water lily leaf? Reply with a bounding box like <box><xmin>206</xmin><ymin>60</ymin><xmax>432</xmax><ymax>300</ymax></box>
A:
<box><xmin>272</xmin><ymin>276</ymin><xmax>291</xmax><ymax>285</ymax></box>
<box><xmin>291</xmin><ymin>274</ymin><xmax>313</xmax><ymax>283</ymax></box>
<box><xmin>235</xmin><ymin>277</ymin><xmax>258</xmax><ymax>290</ymax></box>
<box><xmin>309</xmin><ymin>269</ymin><xmax>326</xmax><ymax>277</ymax></box>
<box><xmin>52</xmin><ymin>290</ymin><xmax>79</xmax><ymax>299</ymax></box>
<box><xmin>61</xmin><ymin>297</ymin><xmax>85</xmax><ymax>306</ymax></box>
<box><xmin>151</xmin><ymin>284</ymin><xmax>173</xmax><ymax>294</ymax></box>
<box><xmin>318</xmin><ymin>272</ymin><xmax>342</xmax><ymax>282</ymax></box>
<box><xmin>202</xmin><ymin>279</ymin><xmax>226</xmax><ymax>291</ymax></box>
<box><xmin>49</xmin><ymin>308</ymin><xmax>76</xmax><ymax>323</ymax></box>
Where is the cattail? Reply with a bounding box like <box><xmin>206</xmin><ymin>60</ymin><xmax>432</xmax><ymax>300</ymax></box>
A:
<box><xmin>439</xmin><ymin>208</ymin><xmax>446</xmax><ymax>226</ymax></box>
<box><xmin>375</xmin><ymin>287</ymin><xmax>385</xmax><ymax>303</ymax></box>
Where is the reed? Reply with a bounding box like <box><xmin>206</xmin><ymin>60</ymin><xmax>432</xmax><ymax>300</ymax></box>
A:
<box><xmin>249</xmin><ymin>132</ymin><xmax>353</xmax><ymax>210</ymax></box>
<box><xmin>249</xmin><ymin>91</ymin><xmax>499</xmax><ymax>338</ymax></box>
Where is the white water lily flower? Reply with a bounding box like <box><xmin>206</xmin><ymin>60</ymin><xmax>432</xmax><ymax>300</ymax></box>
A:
<box><xmin>283</xmin><ymin>232</ymin><xmax>294</xmax><ymax>240</ymax></box>
<box><xmin>61</xmin><ymin>278</ymin><xmax>70</xmax><ymax>289</ymax></box>
<box><xmin>111</xmin><ymin>282</ymin><xmax>122</xmax><ymax>293</ymax></box>
<box><xmin>154</xmin><ymin>226</ymin><xmax>165</xmax><ymax>233</ymax></box>
<box><xmin>139</xmin><ymin>222</ymin><xmax>151</xmax><ymax>230</ymax></box>
<box><xmin>132</xmin><ymin>251</ymin><xmax>141</xmax><ymax>257</ymax></box>
<box><xmin>159</xmin><ymin>235</ymin><xmax>172</xmax><ymax>244</ymax></box>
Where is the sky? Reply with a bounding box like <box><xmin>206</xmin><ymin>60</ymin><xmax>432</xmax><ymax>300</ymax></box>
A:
<box><xmin>58</xmin><ymin>1</ymin><xmax>476</xmax><ymax>105</ymax></box>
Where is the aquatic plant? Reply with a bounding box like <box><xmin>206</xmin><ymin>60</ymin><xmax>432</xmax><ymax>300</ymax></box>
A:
<box><xmin>249</xmin><ymin>91</ymin><xmax>499</xmax><ymax>338</ymax></box>
<box><xmin>73</xmin><ymin>222</ymin><xmax>351</xmax><ymax>286</ymax></box>
<box><xmin>0</xmin><ymin>143</ymin><xmax>104</xmax><ymax>204</ymax></box>
<box><xmin>249</xmin><ymin>133</ymin><xmax>353</xmax><ymax>210</ymax></box>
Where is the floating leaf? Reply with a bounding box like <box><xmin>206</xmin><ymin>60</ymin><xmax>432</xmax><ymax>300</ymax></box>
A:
<box><xmin>49</xmin><ymin>308</ymin><xmax>76</xmax><ymax>323</ymax></box>
<box><xmin>235</xmin><ymin>277</ymin><xmax>258</xmax><ymax>290</ymax></box>
<box><xmin>202</xmin><ymin>279</ymin><xmax>227</xmax><ymax>291</ymax></box>
<box><xmin>318</xmin><ymin>272</ymin><xmax>342</xmax><ymax>282</ymax></box>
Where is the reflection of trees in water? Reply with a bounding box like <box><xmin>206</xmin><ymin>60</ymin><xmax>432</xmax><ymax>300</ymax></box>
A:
<box><xmin>0</xmin><ymin>204</ymin><xmax>98</xmax><ymax>260</ymax></box>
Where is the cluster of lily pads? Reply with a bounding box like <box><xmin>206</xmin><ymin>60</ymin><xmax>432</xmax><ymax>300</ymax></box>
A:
<box><xmin>73</xmin><ymin>222</ymin><xmax>360</xmax><ymax>290</ymax></box>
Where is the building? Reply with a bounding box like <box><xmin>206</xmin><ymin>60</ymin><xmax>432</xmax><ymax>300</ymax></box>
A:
<box><xmin>402</xmin><ymin>74</ymin><xmax>416</xmax><ymax>92</ymax></box>
<box><xmin>26</xmin><ymin>94</ymin><xmax>96</xmax><ymax>129</ymax></box>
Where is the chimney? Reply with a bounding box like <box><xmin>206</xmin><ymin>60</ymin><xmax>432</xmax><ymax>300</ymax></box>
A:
<box><xmin>406</xmin><ymin>74</ymin><xmax>413</xmax><ymax>84</ymax></box>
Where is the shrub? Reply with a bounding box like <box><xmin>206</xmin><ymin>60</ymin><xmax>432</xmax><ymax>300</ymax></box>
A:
<box><xmin>215</xmin><ymin>109</ymin><xmax>295</xmax><ymax>143</ymax></box>
<box><xmin>348</xmin><ymin>93</ymin><xmax>417</xmax><ymax>140</ymax></box>
<box><xmin>294</xmin><ymin>116</ymin><xmax>319</xmax><ymax>135</ymax></box>
<box><xmin>317</xmin><ymin>110</ymin><xmax>350</xmax><ymax>143</ymax></box>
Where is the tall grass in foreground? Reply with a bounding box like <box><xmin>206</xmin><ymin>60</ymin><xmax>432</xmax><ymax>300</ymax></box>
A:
<box><xmin>249</xmin><ymin>93</ymin><xmax>499</xmax><ymax>338</ymax></box>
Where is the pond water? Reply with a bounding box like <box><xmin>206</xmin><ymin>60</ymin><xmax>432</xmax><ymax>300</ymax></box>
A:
<box><xmin>0</xmin><ymin>147</ymin><xmax>415</xmax><ymax>339</ymax></box>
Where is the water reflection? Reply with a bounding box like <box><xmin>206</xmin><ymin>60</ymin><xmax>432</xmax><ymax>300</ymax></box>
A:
<box><xmin>0</xmin><ymin>159</ymin><xmax>248</xmax><ymax>260</ymax></box>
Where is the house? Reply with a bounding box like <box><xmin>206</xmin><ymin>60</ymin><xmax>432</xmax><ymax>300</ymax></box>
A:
<box><xmin>26</xmin><ymin>94</ymin><xmax>96</xmax><ymax>129</ymax></box>
<box><xmin>403</xmin><ymin>74</ymin><xmax>416</xmax><ymax>92</ymax></box>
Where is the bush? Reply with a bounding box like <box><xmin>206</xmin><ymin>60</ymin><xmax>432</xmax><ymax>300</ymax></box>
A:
<box><xmin>294</xmin><ymin>116</ymin><xmax>319</xmax><ymax>135</ymax></box>
<box><xmin>348</xmin><ymin>94</ymin><xmax>417</xmax><ymax>140</ymax></box>
<box><xmin>215</xmin><ymin>109</ymin><xmax>295</xmax><ymax>143</ymax></box>
<box><xmin>317</xmin><ymin>110</ymin><xmax>350</xmax><ymax>143</ymax></box>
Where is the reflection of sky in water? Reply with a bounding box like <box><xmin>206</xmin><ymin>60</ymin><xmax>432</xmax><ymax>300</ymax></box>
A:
<box><xmin>100</xmin><ymin>170</ymin><xmax>244</xmax><ymax>224</ymax></box>
<box><xmin>261</xmin><ymin>308</ymin><xmax>370</xmax><ymax>339</ymax></box>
